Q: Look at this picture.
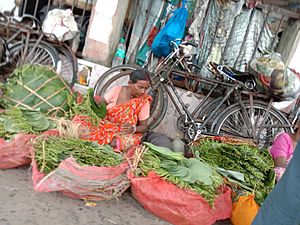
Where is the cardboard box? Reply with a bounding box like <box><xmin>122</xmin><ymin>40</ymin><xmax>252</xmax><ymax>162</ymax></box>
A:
<box><xmin>74</xmin><ymin>59</ymin><xmax>109</xmax><ymax>94</ymax></box>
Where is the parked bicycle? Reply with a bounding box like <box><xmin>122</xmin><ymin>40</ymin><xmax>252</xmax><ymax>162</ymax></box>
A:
<box><xmin>94</xmin><ymin>40</ymin><xmax>295</xmax><ymax>149</ymax></box>
<box><xmin>0</xmin><ymin>13</ymin><xmax>77</xmax><ymax>86</ymax></box>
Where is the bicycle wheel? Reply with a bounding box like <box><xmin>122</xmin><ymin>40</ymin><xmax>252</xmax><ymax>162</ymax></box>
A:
<box><xmin>8</xmin><ymin>40</ymin><xmax>59</xmax><ymax>69</ymax></box>
<box><xmin>197</xmin><ymin>97</ymin><xmax>230</xmax><ymax>131</ymax></box>
<box><xmin>55</xmin><ymin>45</ymin><xmax>78</xmax><ymax>87</ymax></box>
<box><xmin>212</xmin><ymin>100</ymin><xmax>291</xmax><ymax>149</ymax></box>
<box><xmin>93</xmin><ymin>64</ymin><xmax>168</xmax><ymax>130</ymax></box>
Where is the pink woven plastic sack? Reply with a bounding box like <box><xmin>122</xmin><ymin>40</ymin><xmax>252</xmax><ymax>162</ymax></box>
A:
<box><xmin>130</xmin><ymin>171</ymin><xmax>232</xmax><ymax>225</ymax></box>
<box><xmin>32</xmin><ymin>157</ymin><xmax>130</xmax><ymax>200</ymax></box>
<box><xmin>0</xmin><ymin>134</ymin><xmax>35</xmax><ymax>169</ymax></box>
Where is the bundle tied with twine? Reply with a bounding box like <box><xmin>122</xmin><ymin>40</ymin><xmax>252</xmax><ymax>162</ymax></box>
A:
<box><xmin>55</xmin><ymin>118</ymin><xmax>85</xmax><ymax>139</ymax></box>
<box><xmin>0</xmin><ymin>64</ymin><xmax>73</xmax><ymax>117</ymax></box>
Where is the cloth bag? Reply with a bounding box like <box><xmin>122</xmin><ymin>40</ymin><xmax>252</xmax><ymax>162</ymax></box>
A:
<box><xmin>42</xmin><ymin>9</ymin><xmax>78</xmax><ymax>41</ymax></box>
<box><xmin>249</xmin><ymin>52</ymin><xmax>300</xmax><ymax>100</ymax></box>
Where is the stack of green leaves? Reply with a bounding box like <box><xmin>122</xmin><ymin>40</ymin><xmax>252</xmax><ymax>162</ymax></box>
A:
<box><xmin>138</xmin><ymin>142</ymin><xmax>224</xmax><ymax>205</ymax></box>
<box><xmin>68</xmin><ymin>89</ymin><xmax>106</xmax><ymax>125</ymax></box>
<box><xmin>34</xmin><ymin>136</ymin><xmax>122</xmax><ymax>174</ymax></box>
<box><xmin>192</xmin><ymin>139</ymin><xmax>275</xmax><ymax>205</ymax></box>
<box><xmin>1</xmin><ymin>64</ymin><xmax>73</xmax><ymax>117</ymax></box>
<box><xmin>0</xmin><ymin>107</ymin><xmax>55</xmax><ymax>139</ymax></box>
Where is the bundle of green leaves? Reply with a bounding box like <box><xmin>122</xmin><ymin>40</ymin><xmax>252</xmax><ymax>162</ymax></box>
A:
<box><xmin>138</xmin><ymin>142</ymin><xmax>224</xmax><ymax>205</ymax></box>
<box><xmin>0</xmin><ymin>107</ymin><xmax>55</xmax><ymax>139</ymax></box>
<box><xmin>68</xmin><ymin>89</ymin><xmax>106</xmax><ymax>125</ymax></box>
<box><xmin>192</xmin><ymin>139</ymin><xmax>275</xmax><ymax>205</ymax></box>
<box><xmin>34</xmin><ymin>136</ymin><xmax>122</xmax><ymax>173</ymax></box>
<box><xmin>1</xmin><ymin>64</ymin><xmax>73</xmax><ymax>117</ymax></box>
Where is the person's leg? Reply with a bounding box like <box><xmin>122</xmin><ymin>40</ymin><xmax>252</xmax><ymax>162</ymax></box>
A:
<box><xmin>142</xmin><ymin>131</ymin><xmax>173</xmax><ymax>149</ymax></box>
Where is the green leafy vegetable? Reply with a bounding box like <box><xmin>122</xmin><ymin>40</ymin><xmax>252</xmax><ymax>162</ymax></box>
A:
<box><xmin>139</xmin><ymin>143</ymin><xmax>224</xmax><ymax>205</ymax></box>
<box><xmin>34</xmin><ymin>136</ymin><xmax>123</xmax><ymax>173</ymax></box>
<box><xmin>192</xmin><ymin>139</ymin><xmax>275</xmax><ymax>205</ymax></box>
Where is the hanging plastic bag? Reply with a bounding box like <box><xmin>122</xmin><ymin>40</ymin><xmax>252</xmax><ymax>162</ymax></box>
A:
<box><xmin>231</xmin><ymin>195</ymin><xmax>260</xmax><ymax>225</ymax></box>
<box><xmin>42</xmin><ymin>9</ymin><xmax>78</xmax><ymax>42</ymax></box>
<box><xmin>151</xmin><ymin>1</ymin><xmax>188</xmax><ymax>58</ymax></box>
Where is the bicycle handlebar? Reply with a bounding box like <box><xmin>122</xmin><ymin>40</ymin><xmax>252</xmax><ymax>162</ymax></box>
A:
<box><xmin>170</xmin><ymin>39</ymin><xmax>198</xmax><ymax>50</ymax></box>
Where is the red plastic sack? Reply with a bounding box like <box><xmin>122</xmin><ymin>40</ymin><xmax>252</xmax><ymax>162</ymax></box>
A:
<box><xmin>0</xmin><ymin>134</ymin><xmax>36</xmax><ymax>169</ymax></box>
<box><xmin>130</xmin><ymin>171</ymin><xmax>232</xmax><ymax>225</ymax></box>
<box><xmin>32</xmin><ymin>157</ymin><xmax>130</xmax><ymax>200</ymax></box>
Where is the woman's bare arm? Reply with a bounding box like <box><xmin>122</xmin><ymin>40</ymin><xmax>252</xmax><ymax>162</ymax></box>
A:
<box><xmin>274</xmin><ymin>156</ymin><xmax>287</xmax><ymax>168</ymax></box>
<box><xmin>120</xmin><ymin>119</ymin><xmax>148</xmax><ymax>134</ymax></box>
<box><xmin>136</xmin><ymin>119</ymin><xmax>148</xmax><ymax>134</ymax></box>
<box><xmin>94</xmin><ymin>95</ymin><xmax>107</xmax><ymax>105</ymax></box>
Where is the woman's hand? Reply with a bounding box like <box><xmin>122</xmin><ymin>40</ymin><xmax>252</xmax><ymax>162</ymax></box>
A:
<box><xmin>120</xmin><ymin>123</ymin><xmax>135</xmax><ymax>134</ymax></box>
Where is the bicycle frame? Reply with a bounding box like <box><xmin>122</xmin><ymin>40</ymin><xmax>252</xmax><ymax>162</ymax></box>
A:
<box><xmin>147</xmin><ymin>44</ymin><xmax>293</xmax><ymax>142</ymax></box>
<box><xmin>153</xmin><ymin>69</ymin><xmax>240</xmax><ymax>140</ymax></box>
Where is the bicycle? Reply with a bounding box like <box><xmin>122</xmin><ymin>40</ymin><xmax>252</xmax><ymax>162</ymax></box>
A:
<box><xmin>0</xmin><ymin>13</ymin><xmax>77</xmax><ymax>86</ymax></box>
<box><xmin>94</xmin><ymin>40</ymin><xmax>293</xmax><ymax>149</ymax></box>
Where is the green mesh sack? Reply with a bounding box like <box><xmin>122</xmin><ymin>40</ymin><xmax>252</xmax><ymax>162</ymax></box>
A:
<box><xmin>1</xmin><ymin>64</ymin><xmax>73</xmax><ymax>116</ymax></box>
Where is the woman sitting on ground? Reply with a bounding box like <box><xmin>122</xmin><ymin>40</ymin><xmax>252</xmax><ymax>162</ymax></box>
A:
<box><xmin>270</xmin><ymin>122</ymin><xmax>300</xmax><ymax>181</ymax></box>
<box><xmin>73</xmin><ymin>69</ymin><xmax>152</xmax><ymax>151</ymax></box>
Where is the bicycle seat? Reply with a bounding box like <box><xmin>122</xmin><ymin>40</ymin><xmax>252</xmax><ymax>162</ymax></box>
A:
<box><xmin>207</xmin><ymin>62</ymin><xmax>256</xmax><ymax>90</ymax></box>
<box><xmin>207</xmin><ymin>62</ymin><xmax>255</xmax><ymax>80</ymax></box>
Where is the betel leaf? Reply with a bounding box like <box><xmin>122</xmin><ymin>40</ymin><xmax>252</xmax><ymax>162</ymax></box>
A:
<box><xmin>143</xmin><ymin>142</ymin><xmax>184</xmax><ymax>161</ymax></box>
<box><xmin>4</xmin><ymin>118</ymin><xmax>20</xmax><ymax>133</ymax></box>
<box><xmin>217</xmin><ymin>167</ymin><xmax>245</xmax><ymax>182</ymax></box>
<box><xmin>184</xmin><ymin>158</ymin><xmax>213</xmax><ymax>186</ymax></box>
<box><xmin>88</xmin><ymin>88</ymin><xmax>106</xmax><ymax>118</ymax></box>
<box><xmin>2</xmin><ymin>64</ymin><xmax>73</xmax><ymax>116</ymax></box>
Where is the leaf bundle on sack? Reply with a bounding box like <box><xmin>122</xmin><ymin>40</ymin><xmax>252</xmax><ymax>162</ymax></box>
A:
<box><xmin>129</xmin><ymin>144</ymin><xmax>232</xmax><ymax>225</ymax></box>
<box><xmin>1</xmin><ymin>64</ymin><xmax>73</xmax><ymax>117</ymax></box>
<box><xmin>137</xmin><ymin>142</ymin><xmax>224</xmax><ymax>205</ymax></box>
<box><xmin>33</xmin><ymin>136</ymin><xmax>122</xmax><ymax>173</ymax></box>
<box><xmin>192</xmin><ymin>138</ymin><xmax>275</xmax><ymax>205</ymax></box>
<box><xmin>31</xmin><ymin>136</ymin><xmax>130</xmax><ymax>201</ymax></box>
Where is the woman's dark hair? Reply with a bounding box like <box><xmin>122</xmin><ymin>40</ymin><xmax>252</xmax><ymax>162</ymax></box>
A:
<box><xmin>129</xmin><ymin>69</ymin><xmax>150</xmax><ymax>83</ymax></box>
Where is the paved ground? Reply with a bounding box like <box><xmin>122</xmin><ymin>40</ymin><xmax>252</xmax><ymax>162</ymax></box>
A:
<box><xmin>0</xmin><ymin>166</ymin><xmax>231</xmax><ymax>225</ymax></box>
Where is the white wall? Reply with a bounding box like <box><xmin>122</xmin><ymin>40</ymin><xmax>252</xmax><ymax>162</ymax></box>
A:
<box><xmin>0</xmin><ymin>0</ymin><xmax>16</xmax><ymax>13</ymax></box>
<box><xmin>289</xmin><ymin>38</ymin><xmax>300</xmax><ymax>72</ymax></box>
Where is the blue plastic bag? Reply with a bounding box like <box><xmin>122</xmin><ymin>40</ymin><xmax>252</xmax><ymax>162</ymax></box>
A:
<box><xmin>151</xmin><ymin>0</ymin><xmax>188</xmax><ymax>58</ymax></box>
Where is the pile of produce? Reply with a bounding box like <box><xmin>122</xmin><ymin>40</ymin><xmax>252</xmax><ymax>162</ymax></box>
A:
<box><xmin>137</xmin><ymin>142</ymin><xmax>224</xmax><ymax>205</ymax></box>
<box><xmin>192</xmin><ymin>139</ymin><xmax>275</xmax><ymax>205</ymax></box>
<box><xmin>0</xmin><ymin>107</ymin><xmax>54</xmax><ymax>139</ymax></box>
<box><xmin>0</xmin><ymin>64</ymin><xmax>73</xmax><ymax>117</ymax></box>
<box><xmin>68</xmin><ymin>88</ymin><xmax>106</xmax><ymax>125</ymax></box>
<box><xmin>34</xmin><ymin>136</ymin><xmax>123</xmax><ymax>174</ymax></box>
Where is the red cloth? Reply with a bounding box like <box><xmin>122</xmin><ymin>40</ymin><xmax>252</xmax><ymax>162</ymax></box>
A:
<box><xmin>246</xmin><ymin>0</ymin><xmax>261</xmax><ymax>8</ymax></box>
<box><xmin>147</xmin><ymin>26</ymin><xmax>158</xmax><ymax>46</ymax></box>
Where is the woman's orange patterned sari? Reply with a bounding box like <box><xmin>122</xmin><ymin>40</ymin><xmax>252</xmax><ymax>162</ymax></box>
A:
<box><xmin>73</xmin><ymin>94</ymin><xmax>152</xmax><ymax>151</ymax></box>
